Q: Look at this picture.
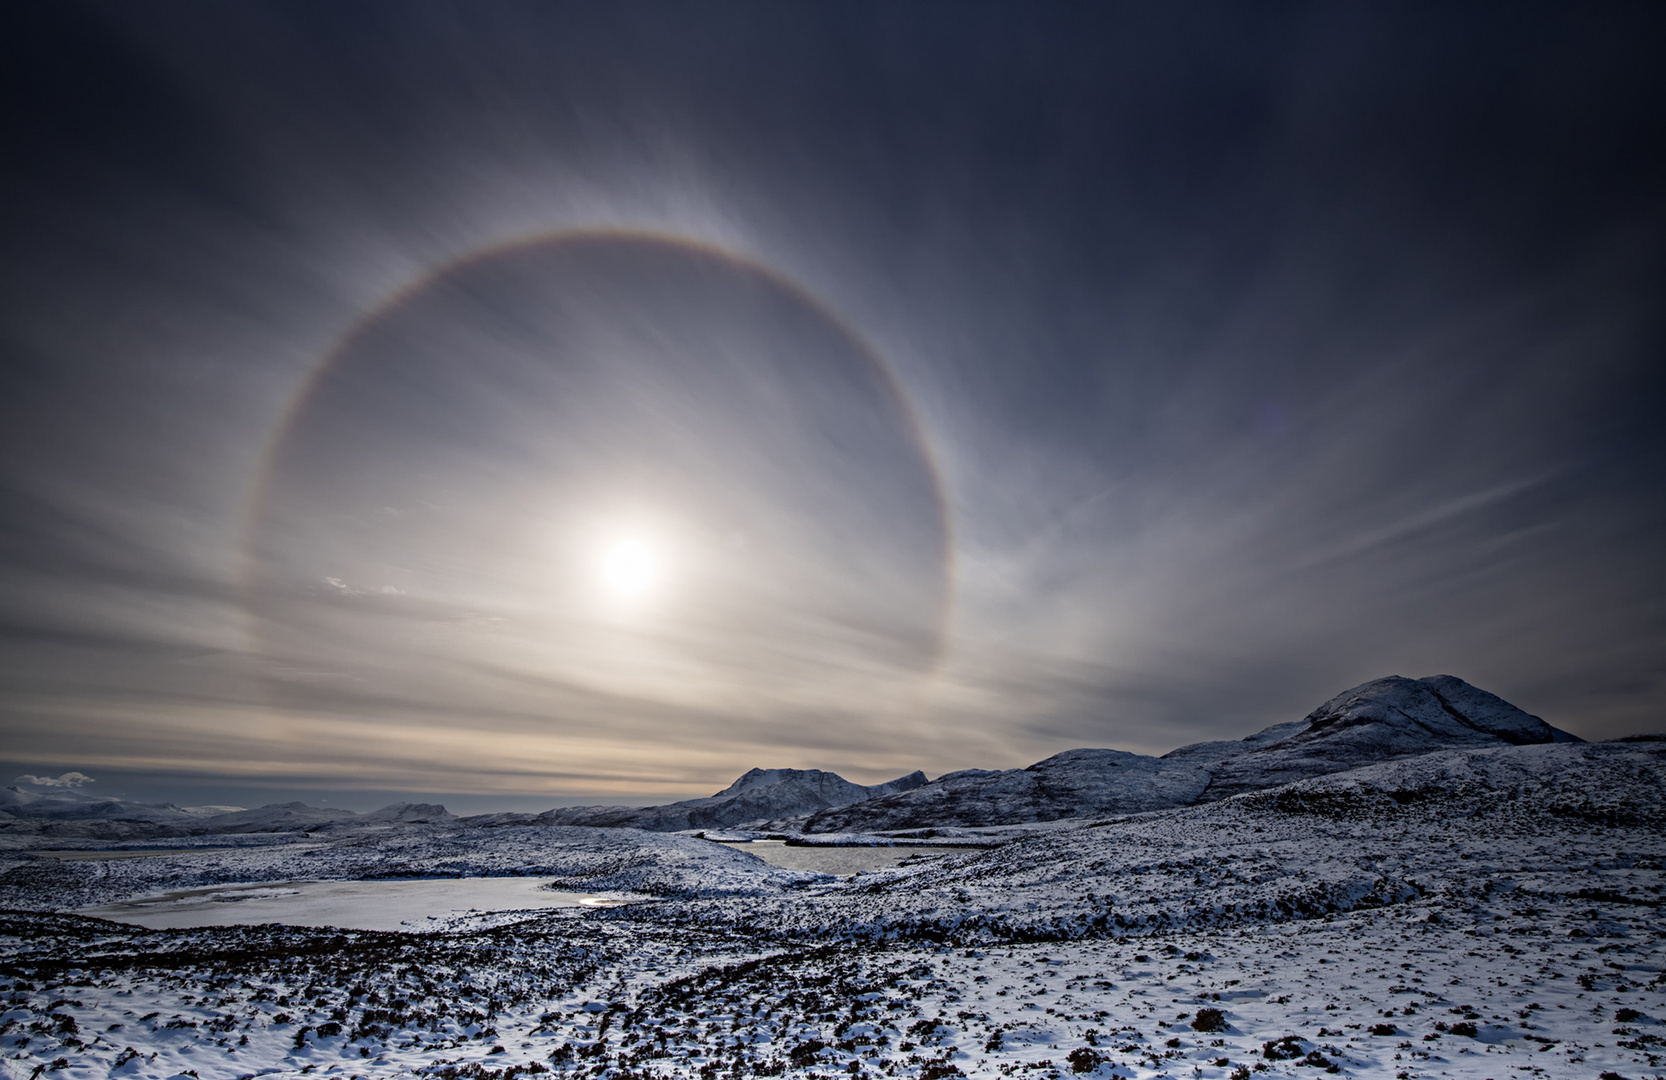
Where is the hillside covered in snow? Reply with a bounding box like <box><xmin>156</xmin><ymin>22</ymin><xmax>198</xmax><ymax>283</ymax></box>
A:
<box><xmin>1</xmin><ymin>675</ymin><xmax>1588</xmax><ymax>843</ymax></box>
<box><xmin>508</xmin><ymin>768</ymin><xmax>929</xmax><ymax>832</ymax></box>
<box><xmin>0</xmin><ymin>737</ymin><xmax>1661</xmax><ymax>1080</ymax></box>
<box><xmin>802</xmin><ymin>675</ymin><xmax>1582</xmax><ymax>832</ymax></box>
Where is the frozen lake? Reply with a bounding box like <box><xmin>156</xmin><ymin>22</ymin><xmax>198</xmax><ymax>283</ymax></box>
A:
<box><xmin>725</xmin><ymin>840</ymin><xmax>965</xmax><ymax>876</ymax></box>
<box><xmin>64</xmin><ymin>844</ymin><xmax>975</xmax><ymax>932</ymax></box>
<box><xmin>78</xmin><ymin>876</ymin><xmax>606</xmax><ymax>931</ymax></box>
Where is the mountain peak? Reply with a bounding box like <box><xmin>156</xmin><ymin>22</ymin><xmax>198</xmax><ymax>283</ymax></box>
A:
<box><xmin>1191</xmin><ymin>674</ymin><xmax>1575</xmax><ymax>799</ymax></box>
<box><xmin>361</xmin><ymin>802</ymin><xmax>454</xmax><ymax>822</ymax></box>
<box><xmin>804</xmin><ymin>674</ymin><xmax>1577</xmax><ymax>832</ymax></box>
<box><xmin>1292</xmin><ymin>674</ymin><xmax>1570</xmax><ymax>749</ymax></box>
<box><xmin>713</xmin><ymin>768</ymin><xmax>845</xmax><ymax>798</ymax></box>
<box><xmin>537</xmin><ymin>766</ymin><xmax>929</xmax><ymax>832</ymax></box>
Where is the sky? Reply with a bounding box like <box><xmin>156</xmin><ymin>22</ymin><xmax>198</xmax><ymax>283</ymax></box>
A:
<box><xmin>2</xmin><ymin>2</ymin><xmax>1663</xmax><ymax>812</ymax></box>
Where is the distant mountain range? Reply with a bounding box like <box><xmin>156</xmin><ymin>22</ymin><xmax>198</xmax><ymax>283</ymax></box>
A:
<box><xmin>0</xmin><ymin>785</ymin><xmax>458</xmax><ymax>841</ymax></box>
<box><xmin>5</xmin><ymin>674</ymin><xmax>1640</xmax><ymax>842</ymax></box>
<box><xmin>472</xmin><ymin>767</ymin><xmax>928</xmax><ymax>832</ymax></box>
<box><xmin>800</xmin><ymin>674</ymin><xmax>1581</xmax><ymax>832</ymax></box>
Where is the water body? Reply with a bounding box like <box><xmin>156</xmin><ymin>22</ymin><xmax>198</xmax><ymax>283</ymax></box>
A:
<box><xmin>79</xmin><ymin>877</ymin><xmax>604</xmax><ymax>932</ymax></box>
<box><xmin>729</xmin><ymin>841</ymin><xmax>965</xmax><ymax>876</ymax></box>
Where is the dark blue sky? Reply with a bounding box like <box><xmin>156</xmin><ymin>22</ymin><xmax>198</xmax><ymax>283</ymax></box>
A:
<box><xmin>2</xmin><ymin>2</ymin><xmax>1663</xmax><ymax>810</ymax></box>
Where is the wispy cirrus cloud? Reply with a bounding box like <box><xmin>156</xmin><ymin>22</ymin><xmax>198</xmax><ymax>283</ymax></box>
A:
<box><xmin>0</xmin><ymin>3</ymin><xmax>1660</xmax><ymax>802</ymax></box>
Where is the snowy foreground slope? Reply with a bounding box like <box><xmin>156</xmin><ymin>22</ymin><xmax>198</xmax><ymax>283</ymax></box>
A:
<box><xmin>2</xmin><ymin>740</ymin><xmax>1662</xmax><ymax>1080</ymax></box>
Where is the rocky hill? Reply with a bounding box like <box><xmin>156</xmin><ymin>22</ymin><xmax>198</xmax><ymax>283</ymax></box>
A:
<box><xmin>0</xmin><ymin>790</ymin><xmax>437</xmax><ymax>842</ymax></box>
<box><xmin>1</xmin><ymin>675</ymin><xmax>1586</xmax><ymax>841</ymax></box>
<box><xmin>511</xmin><ymin>767</ymin><xmax>928</xmax><ymax>832</ymax></box>
<box><xmin>801</xmin><ymin>674</ymin><xmax>1578</xmax><ymax>832</ymax></box>
<box><xmin>0</xmin><ymin>783</ymin><xmax>227</xmax><ymax>840</ymax></box>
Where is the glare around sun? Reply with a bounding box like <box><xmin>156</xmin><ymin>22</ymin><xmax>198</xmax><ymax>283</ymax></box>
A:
<box><xmin>597</xmin><ymin>535</ymin><xmax>660</xmax><ymax>599</ymax></box>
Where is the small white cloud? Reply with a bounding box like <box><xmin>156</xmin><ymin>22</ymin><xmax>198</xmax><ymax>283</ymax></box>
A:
<box><xmin>322</xmin><ymin>577</ymin><xmax>402</xmax><ymax>597</ymax></box>
<box><xmin>16</xmin><ymin>771</ymin><xmax>94</xmax><ymax>788</ymax></box>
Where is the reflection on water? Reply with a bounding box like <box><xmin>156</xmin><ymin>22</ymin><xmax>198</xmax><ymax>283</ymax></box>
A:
<box><xmin>78</xmin><ymin>877</ymin><xmax>601</xmax><ymax>932</ymax></box>
<box><xmin>70</xmin><ymin>846</ymin><xmax>975</xmax><ymax>932</ymax></box>
<box><xmin>725</xmin><ymin>841</ymin><xmax>966</xmax><ymax>877</ymax></box>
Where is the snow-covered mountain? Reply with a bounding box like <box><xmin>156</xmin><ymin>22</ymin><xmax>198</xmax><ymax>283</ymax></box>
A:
<box><xmin>1170</xmin><ymin>673</ymin><xmax>1578</xmax><ymax>799</ymax></box>
<box><xmin>797</xmin><ymin>749</ymin><xmax>1214</xmax><ymax>832</ymax></box>
<box><xmin>0</xmin><ymin>675</ymin><xmax>1588</xmax><ymax>841</ymax></box>
<box><xmin>802</xmin><ymin>674</ymin><xmax>1579</xmax><ymax>832</ymax></box>
<box><xmin>0</xmin><ymin>792</ymin><xmax>437</xmax><ymax>841</ymax></box>
<box><xmin>0</xmin><ymin>783</ymin><xmax>216</xmax><ymax>839</ymax></box>
<box><xmin>357</xmin><ymin>801</ymin><xmax>456</xmax><ymax>824</ymax></box>
<box><xmin>509</xmin><ymin>767</ymin><xmax>929</xmax><ymax>832</ymax></box>
<box><xmin>191</xmin><ymin>801</ymin><xmax>362</xmax><ymax>833</ymax></box>
<box><xmin>0</xmin><ymin>767</ymin><xmax>928</xmax><ymax>840</ymax></box>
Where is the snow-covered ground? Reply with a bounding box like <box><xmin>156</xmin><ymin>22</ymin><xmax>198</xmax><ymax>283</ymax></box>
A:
<box><xmin>1</xmin><ymin>741</ymin><xmax>1661</xmax><ymax>1079</ymax></box>
<box><xmin>0</xmin><ymin>826</ymin><xmax>819</xmax><ymax>913</ymax></box>
<box><xmin>718</xmin><ymin>842</ymin><xmax>966</xmax><ymax>878</ymax></box>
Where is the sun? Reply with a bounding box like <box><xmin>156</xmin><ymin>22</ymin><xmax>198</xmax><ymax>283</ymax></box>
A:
<box><xmin>597</xmin><ymin>534</ymin><xmax>661</xmax><ymax>599</ymax></box>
